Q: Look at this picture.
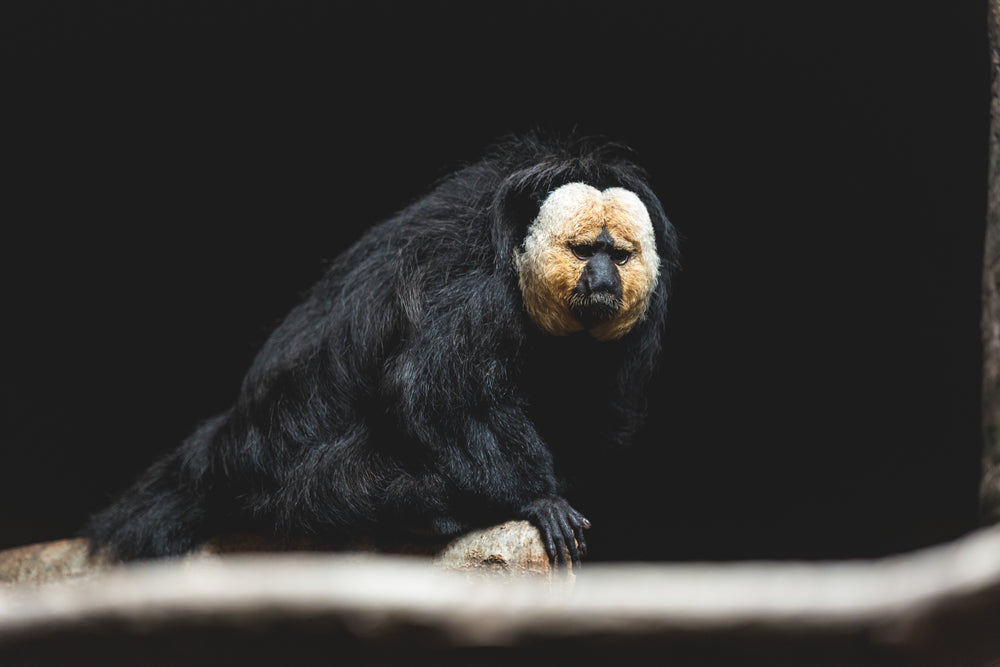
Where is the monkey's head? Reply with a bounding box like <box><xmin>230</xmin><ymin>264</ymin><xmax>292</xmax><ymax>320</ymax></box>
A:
<box><xmin>515</xmin><ymin>182</ymin><xmax>661</xmax><ymax>342</ymax></box>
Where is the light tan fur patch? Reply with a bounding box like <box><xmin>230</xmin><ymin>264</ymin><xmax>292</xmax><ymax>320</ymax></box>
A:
<box><xmin>515</xmin><ymin>183</ymin><xmax>660</xmax><ymax>341</ymax></box>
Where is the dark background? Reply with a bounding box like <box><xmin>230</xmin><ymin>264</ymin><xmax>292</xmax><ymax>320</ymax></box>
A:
<box><xmin>0</xmin><ymin>1</ymin><xmax>988</xmax><ymax>561</ymax></box>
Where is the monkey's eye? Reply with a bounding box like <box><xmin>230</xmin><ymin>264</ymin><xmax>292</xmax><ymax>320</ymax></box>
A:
<box><xmin>570</xmin><ymin>245</ymin><xmax>596</xmax><ymax>260</ymax></box>
<box><xmin>611</xmin><ymin>249</ymin><xmax>632</xmax><ymax>266</ymax></box>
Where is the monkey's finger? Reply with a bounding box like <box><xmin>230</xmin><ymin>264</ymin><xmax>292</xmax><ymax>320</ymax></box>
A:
<box><xmin>552</xmin><ymin>531</ymin><xmax>568</xmax><ymax>566</ymax></box>
<box><xmin>562</xmin><ymin>510</ymin><xmax>588</xmax><ymax>556</ymax></box>
<box><xmin>547</xmin><ymin>515</ymin><xmax>570</xmax><ymax>566</ymax></box>
<box><xmin>572</xmin><ymin>523</ymin><xmax>588</xmax><ymax>557</ymax></box>
<box><xmin>555</xmin><ymin>513</ymin><xmax>581</xmax><ymax>565</ymax></box>
<box><xmin>569</xmin><ymin>508</ymin><xmax>591</xmax><ymax>530</ymax></box>
<box><xmin>537</xmin><ymin>512</ymin><xmax>564</xmax><ymax>564</ymax></box>
<box><xmin>541</xmin><ymin>528</ymin><xmax>558</xmax><ymax>563</ymax></box>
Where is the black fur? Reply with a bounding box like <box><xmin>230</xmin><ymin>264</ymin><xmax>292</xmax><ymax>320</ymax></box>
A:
<box><xmin>84</xmin><ymin>134</ymin><xmax>680</xmax><ymax>564</ymax></box>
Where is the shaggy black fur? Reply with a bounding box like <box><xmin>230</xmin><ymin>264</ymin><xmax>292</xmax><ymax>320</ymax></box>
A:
<box><xmin>84</xmin><ymin>134</ymin><xmax>680</xmax><ymax>565</ymax></box>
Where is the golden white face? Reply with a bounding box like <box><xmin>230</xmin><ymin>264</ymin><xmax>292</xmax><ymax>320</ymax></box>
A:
<box><xmin>515</xmin><ymin>183</ymin><xmax>660</xmax><ymax>341</ymax></box>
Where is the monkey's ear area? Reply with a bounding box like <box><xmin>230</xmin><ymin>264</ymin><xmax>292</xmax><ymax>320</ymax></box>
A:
<box><xmin>488</xmin><ymin>172</ymin><xmax>548</xmax><ymax>267</ymax></box>
<box><xmin>634</xmin><ymin>185</ymin><xmax>681</xmax><ymax>281</ymax></box>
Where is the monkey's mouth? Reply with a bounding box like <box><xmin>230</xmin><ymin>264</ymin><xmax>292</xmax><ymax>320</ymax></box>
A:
<box><xmin>568</xmin><ymin>291</ymin><xmax>623</xmax><ymax>328</ymax></box>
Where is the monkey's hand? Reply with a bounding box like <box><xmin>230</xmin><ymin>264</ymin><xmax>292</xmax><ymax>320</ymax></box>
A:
<box><xmin>520</xmin><ymin>496</ymin><xmax>591</xmax><ymax>567</ymax></box>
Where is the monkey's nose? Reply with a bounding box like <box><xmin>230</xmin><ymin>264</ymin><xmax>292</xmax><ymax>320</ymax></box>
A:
<box><xmin>581</xmin><ymin>254</ymin><xmax>622</xmax><ymax>297</ymax></box>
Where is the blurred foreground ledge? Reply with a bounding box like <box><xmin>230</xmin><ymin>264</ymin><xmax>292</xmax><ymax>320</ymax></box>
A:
<box><xmin>3</xmin><ymin>524</ymin><xmax>1000</xmax><ymax>665</ymax></box>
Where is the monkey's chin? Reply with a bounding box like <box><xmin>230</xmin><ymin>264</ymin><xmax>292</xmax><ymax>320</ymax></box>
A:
<box><xmin>569</xmin><ymin>294</ymin><xmax>623</xmax><ymax>331</ymax></box>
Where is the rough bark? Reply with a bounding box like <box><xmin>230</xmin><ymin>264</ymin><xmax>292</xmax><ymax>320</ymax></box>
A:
<box><xmin>0</xmin><ymin>520</ymin><xmax>559</xmax><ymax>587</ymax></box>
<box><xmin>983</xmin><ymin>0</ymin><xmax>1000</xmax><ymax>523</ymax></box>
<box><xmin>0</xmin><ymin>539</ymin><xmax>113</xmax><ymax>586</ymax></box>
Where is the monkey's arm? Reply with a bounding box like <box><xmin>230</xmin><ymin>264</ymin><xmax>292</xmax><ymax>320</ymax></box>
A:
<box><xmin>386</xmin><ymin>272</ymin><xmax>591</xmax><ymax>566</ymax></box>
<box><xmin>400</xmin><ymin>399</ymin><xmax>591</xmax><ymax>565</ymax></box>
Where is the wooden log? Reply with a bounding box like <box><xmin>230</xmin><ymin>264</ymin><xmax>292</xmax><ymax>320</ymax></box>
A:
<box><xmin>0</xmin><ymin>538</ymin><xmax>112</xmax><ymax>586</ymax></box>
<box><xmin>0</xmin><ymin>520</ymin><xmax>559</xmax><ymax>586</ymax></box>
